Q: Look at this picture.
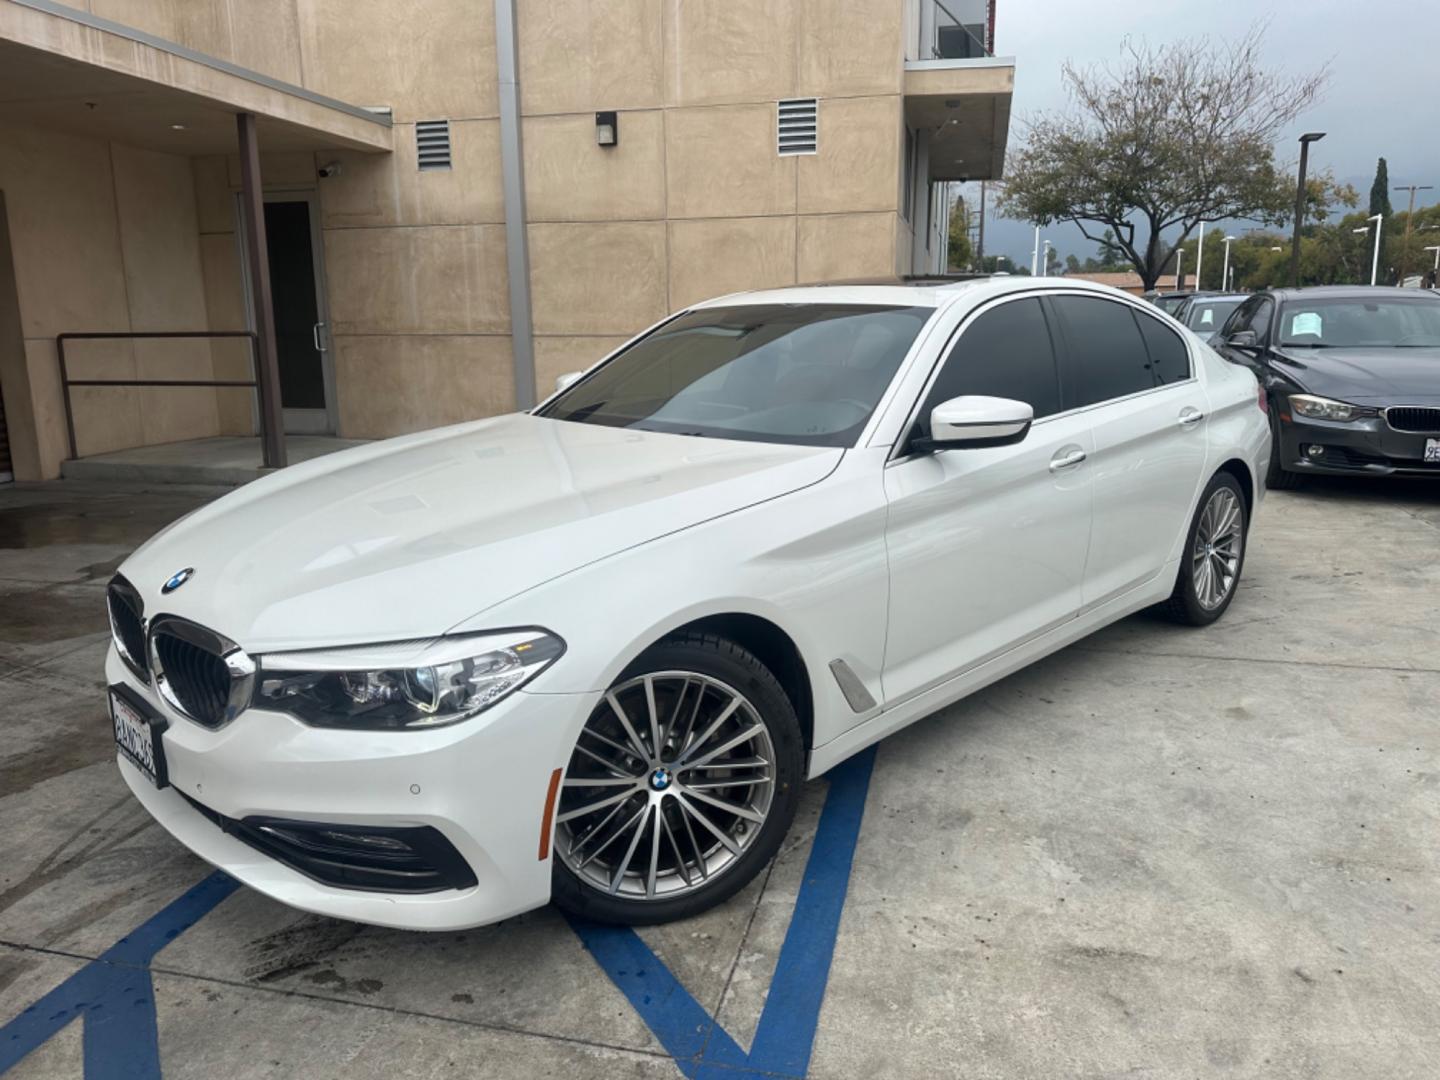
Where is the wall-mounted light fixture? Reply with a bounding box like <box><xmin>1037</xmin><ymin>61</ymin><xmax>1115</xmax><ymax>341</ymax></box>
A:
<box><xmin>595</xmin><ymin>111</ymin><xmax>618</xmax><ymax>148</ymax></box>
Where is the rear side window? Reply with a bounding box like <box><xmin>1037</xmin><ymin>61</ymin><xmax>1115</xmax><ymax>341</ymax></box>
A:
<box><xmin>919</xmin><ymin>298</ymin><xmax>1062</xmax><ymax>431</ymax></box>
<box><xmin>1134</xmin><ymin>311</ymin><xmax>1191</xmax><ymax>384</ymax></box>
<box><xmin>1050</xmin><ymin>295</ymin><xmax>1154</xmax><ymax>406</ymax></box>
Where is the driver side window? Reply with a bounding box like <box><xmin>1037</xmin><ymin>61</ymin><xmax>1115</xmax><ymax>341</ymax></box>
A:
<box><xmin>917</xmin><ymin>298</ymin><xmax>1062</xmax><ymax>437</ymax></box>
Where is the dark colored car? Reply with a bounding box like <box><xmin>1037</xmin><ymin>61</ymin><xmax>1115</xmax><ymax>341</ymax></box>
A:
<box><xmin>1149</xmin><ymin>290</ymin><xmax>1200</xmax><ymax>316</ymax></box>
<box><xmin>1213</xmin><ymin>286</ymin><xmax>1440</xmax><ymax>487</ymax></box>
<box><xmin>1175</xmin><ymin>293</ymin><xmax>1246</xmax><ymax>336</ymax></box>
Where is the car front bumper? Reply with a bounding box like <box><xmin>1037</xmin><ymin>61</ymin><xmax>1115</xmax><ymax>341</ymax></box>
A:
<box><xmin>109</xmin><ymin>647</ymin><xmax>596</xmax><ymax>930</ymax></box>
<box><xmin>1277</xmin><ymin>413</ymin><xmax>1440</xmax><ymax>477</ymax></box>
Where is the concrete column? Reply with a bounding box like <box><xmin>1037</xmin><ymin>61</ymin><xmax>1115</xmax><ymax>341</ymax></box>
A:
<box><xmin>236</xmin><ymin>112</ymin><xmax>286</xmax><ymax>469</ymax></box>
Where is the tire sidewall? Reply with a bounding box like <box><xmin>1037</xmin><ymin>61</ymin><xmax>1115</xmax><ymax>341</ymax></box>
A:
<box><xmin>550</xmin><ymin>634</ymin><xmax>804</xmax><ymax>926</ymax></box>
<box><xmin>1179</xmin><ymin>473</ymin><xmax>1248</xmax><ymax>625</ymax></box>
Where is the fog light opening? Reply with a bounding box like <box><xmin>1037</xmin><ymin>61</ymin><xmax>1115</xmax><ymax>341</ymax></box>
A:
<box><xmin>1306</xmin><ymin>444</ymin><xmax>1325</xmax><ymax>460</ymax></box>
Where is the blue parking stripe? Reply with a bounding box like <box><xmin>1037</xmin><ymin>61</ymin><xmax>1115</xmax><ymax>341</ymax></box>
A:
<box><xmin>570</xmin><ymin>745</ymin><xmax>877</xmax><ymax>1078</ymax></box>
<box><xmin>1</xmin><ymin>871</ymin><xmax>239</xmax><ymax>1078</ymax></box>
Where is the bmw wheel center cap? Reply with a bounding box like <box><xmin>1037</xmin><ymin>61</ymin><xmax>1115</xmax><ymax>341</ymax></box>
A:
<box><xmin>649</xmin><ymin>767</ymin><xmax>673</xmax><ymax>792</ymax></box>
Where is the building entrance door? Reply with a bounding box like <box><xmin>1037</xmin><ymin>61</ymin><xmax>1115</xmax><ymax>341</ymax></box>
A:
<box><xmin>241</xmin><ymin>192</ymin><xmax>336</xmax><ymax>435</ymax></box>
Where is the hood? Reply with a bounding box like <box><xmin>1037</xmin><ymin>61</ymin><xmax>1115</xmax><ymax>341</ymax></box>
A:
<box><xmin>1276</xmin><ymin>347</ymin><xmax>1440</xmax><ymax>403</ymax></box>
<box><xmin>119</xmin><ymin>414</ymin><xmax>840</xmax><ymax>651</ymax></box>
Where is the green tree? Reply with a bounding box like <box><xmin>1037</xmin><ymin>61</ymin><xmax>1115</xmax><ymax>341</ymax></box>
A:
<box><xmin>998</xmin><ymin>26</ymin><xmax>1327</xmax><ymax>290</ymax></box>
<box><xmin>1368</xmin><ymin>158</ymin><xmax>1392</xmax><ymax>217</ymax></box>
<box><xmin>1064</xmin><ymin>253</ymin><xmax>1082</xmax><ymax>274</ymax></box>
<box><xmin>946</xmin><ymin>194</ymin><xmax>973</xmax><ymax>271</ymax></box>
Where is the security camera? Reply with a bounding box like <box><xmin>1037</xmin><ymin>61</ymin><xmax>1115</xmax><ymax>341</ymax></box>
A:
<box><xmin>317</xmin><ymin>160</ymin><xmax>343</xmax><ymax>179</ymax></box>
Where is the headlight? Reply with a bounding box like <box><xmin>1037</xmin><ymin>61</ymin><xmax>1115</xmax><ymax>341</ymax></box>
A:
<box><xmin>1288</xmin><ymin>394</ymin><xmax>1374</xmax><ymax>422</ymax></box>
<box><xmin>256</xmin><ymin>629</ymin><xmax>564</xmax><ymax>730</ymax></box>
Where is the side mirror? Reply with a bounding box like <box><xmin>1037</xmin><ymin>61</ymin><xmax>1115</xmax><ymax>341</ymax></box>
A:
<box><xmin>554</xmin><ymin>370</ymin><xmax>584</xmax><ymax>392</ymax></box>
<box><xmin>920</xmin><ymin>395</ymin><xmax>1033</xmax><ymax>451</ymax></box>
<box><xmin>1225</xmin><ymin>330</ymin><xmax>1258</xmax><ymax>349</ymax></box>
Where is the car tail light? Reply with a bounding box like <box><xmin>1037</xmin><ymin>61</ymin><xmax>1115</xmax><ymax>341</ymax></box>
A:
<box><xmin>1256</xmin><ymin>384</ymin><xmax>1268</xmax><ymax>414</ymax></box>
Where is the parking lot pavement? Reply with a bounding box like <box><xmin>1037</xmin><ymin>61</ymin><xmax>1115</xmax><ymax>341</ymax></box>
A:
<box><xmin>2</xmin><ymin>476</ymin><xmax>1438</xmax><ymax>1079</ymax></box>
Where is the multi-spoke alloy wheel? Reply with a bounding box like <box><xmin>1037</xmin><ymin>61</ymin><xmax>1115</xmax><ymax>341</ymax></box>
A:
<box><xmin>551</xmin><ymin>634</ymin><xmax>802</xmax><ymax>924</ymax></box>
<box><xmin>1160</xmin><ymin>472</ymin><xmax>1248</xmax><ymax>627</ymax></box>
<box><xmin>1191</xmin><ymin>486</ymin><xmax>1243</xmax><ymax>610</ymax></box>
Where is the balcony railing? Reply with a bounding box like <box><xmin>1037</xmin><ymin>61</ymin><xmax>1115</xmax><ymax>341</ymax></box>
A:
<box><xmin>912</xmin><ymin>0</ymin><xmax>992</xmax><ymax>61</ymax></box>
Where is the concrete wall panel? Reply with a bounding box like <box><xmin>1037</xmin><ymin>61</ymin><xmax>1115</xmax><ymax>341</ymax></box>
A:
<box><xmin>533</xmin><ymin>335</ymin><xmax>630</xmax><ymax>396</ymax></box>
<box><xmin>667</xmin><ymin>216</ymin><xmax>795</xmax><ymax>309</ymax></box>
<box><xmin>323</xmin><ymin>225</ymin><xmax>511</xmax><ymax>336</ymax></box>
<box><xmin>799</xmin><ymin>0</ymin><xmax>903</xmax><ymax>97</ymax></box>
<box><xmin>519</xmin><ymin>0</ymin><xmax>663</xmax><ymax>115</ymax></box>
<box><xmin>797</xmin><ymin>211</ymin><xmax>898</xmax><ymax>283</ymax></box>
<box><xmin>665</xmin><ymin>105</ymin><xmax>796</xmax><ymax>220</ymax></box>
<box><xmin>798</xmin><ymin>96</ymin><xmax>901</xmax><ymax>215</ymax></box>
<box><xmin>523</xmin><ymin>112</ymin><xmax>665</xmax><ymax>223</ymax></box>
<box><xmin>664</xmin><ymin>0</ymin><xmax>796</xmax><ymax>106</ymax></box>
<box><xmin>333</xmin><ymin>333</ymin><xmax>514</xmax><ymax>438</ymax></box>
<box><xmin>296</xmin><ymin>0</ymin><xmax>498</xmax><ymax>123</ymax></box>
<box><xmin>528</xmin><ymin>221</ymin><xmax>667</xmax><ymax>336</ymax></box>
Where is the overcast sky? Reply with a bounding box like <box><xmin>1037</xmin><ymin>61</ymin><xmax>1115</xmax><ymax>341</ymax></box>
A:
<box><xmin>979</xmin><ymin>0</ymin><xmax>1440</xmax><ymax>265</ymax></box>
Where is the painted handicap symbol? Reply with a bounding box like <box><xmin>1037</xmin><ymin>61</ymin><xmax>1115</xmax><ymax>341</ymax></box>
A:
<box><xmin>2</xmin><ymin>747</ymin><xmax>874</xmax><ymax>1078</ymax></box>
<box><xmin>569</xmin><ymin>746</ymin><xmax>876</xmax><ymax>1079</ymax></box>
<box><xmin>0</xmin><ymin>873</ymin><xmax>240</xmax><ymax>1078</ymax></box>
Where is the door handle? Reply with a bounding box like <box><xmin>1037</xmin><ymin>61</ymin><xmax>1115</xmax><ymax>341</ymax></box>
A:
<box><xmin>1049</xmin><ymin>448</ymin><xmax>1087</xmax><ymax>472</ymax></box>
<box><xmin>1178</xmin><ymin>407</ymin><xmax>1205</xmax><ymax>427</ymax></box>
<box><xmin>312</xmin><ymin>322</ymin><xmax>328</xmax><ymax>353</ymax></box>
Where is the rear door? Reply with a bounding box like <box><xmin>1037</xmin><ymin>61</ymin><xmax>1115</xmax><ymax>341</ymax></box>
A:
<box><xmin>881</xmin><ymin>295</ymin><xmax>1094</xmax><ymax>704</ymax></box>
<box><xmin>1047</xmin><ymin>294</ymin><xmax>1210</xmax><ymax>609</ymax></box>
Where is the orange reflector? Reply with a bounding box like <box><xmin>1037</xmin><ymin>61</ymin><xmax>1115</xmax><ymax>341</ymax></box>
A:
<box><xmin>538</xmin><ymin>767</ymin><xmax>563</xmax><ymax>861</ymax></box>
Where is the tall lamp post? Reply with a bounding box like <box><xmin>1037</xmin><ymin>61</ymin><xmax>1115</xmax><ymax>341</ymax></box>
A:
<box><xmin>1290</xmin><ymin>132</ymin><xmax>1326</xmax><ymax>287</ymax></box>
<box><xmin>1221</xmin><ymin>234</ymin><xmax>1237</xmax><ymax>293</ymax></box>
<box><xmin>1425</xmin><ymin>246</ymin><xmax>1440</xmax><ymax>284</ymax></box>
<box><xmin>1041</xmin><ymin>239</ymin><xmax>1054</xmax><ymax>277</ymax></box>
<box><xmin>1195</xmin><ymin>227</ymin><xmax>1205</xmax><ymax>290</ymax></box>
<box><xmin>1031</xmin><ymin>225</ymin><xmax>1041</xmax><ymax>275</ymax></box>
<box><xmin>1175</xmin><ymin>247</ymin><xmax>1185</xmax><ymax>290</ymax></box>
<box><xmin>1353</xmin><ymin>214</ymin><xmax>1383</xmax><ymax>285</ymax></box>
<box><xmin>1393</xmin><ymin>183</ymin><xmax>1434</xmax><ymax>284</ymax></box>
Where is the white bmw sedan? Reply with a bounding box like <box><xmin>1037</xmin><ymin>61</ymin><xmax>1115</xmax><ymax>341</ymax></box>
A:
<box><xmin>107</xmin><ymin>278</ymin><xmax>1268</xmax><ymax>930</ymax></box>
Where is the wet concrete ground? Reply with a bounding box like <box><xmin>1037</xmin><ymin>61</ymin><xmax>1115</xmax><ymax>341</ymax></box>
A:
<box><xmin>1</xmin><ymin>476</ymin><xmax>1438</xmax><ymax>1078</ymax></box>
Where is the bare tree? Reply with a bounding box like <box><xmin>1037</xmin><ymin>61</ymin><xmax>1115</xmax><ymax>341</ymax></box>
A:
<box><xmin>999</xmin><ymin>26</ymin><xmax>1328</xmax><ymax>289</ymax></box>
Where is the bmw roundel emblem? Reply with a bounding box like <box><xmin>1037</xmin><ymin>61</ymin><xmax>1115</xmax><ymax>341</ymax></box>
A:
<box><xmin>161</xmin><ymin>567</ymin><xmax>194</xmax><ymax>594</ymax></box>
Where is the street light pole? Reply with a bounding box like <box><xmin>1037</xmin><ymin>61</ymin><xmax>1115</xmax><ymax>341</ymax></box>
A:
<box><xmin>1041</xmin><ymin>239</ymin><xmax>1053</xmax><ymax>277</ymax></box>
<box><xmin>1195</xmin><ymin>227</ymin><xmax>1205</xmax><ymax>290</ymax></box>
<box><xmin>1354</xmin><ymin>214</ymin><xmax>1383</xmax><ymax>285</ymax></box>
<box><xmin>1031</xmin><ymin>225</ymin><xmax>1040</xmax><ymax>276</ymax></box>
<box><xmin>1175</xmin><ymin>247</ymin><xmax>1185</xmax><ymax>290</ymax></box>
<box><xmin>1290</xmin><ymin>133</ymin><xmax>1325</xmax><ymax>287</ymax></box>
<box><xmin>1221</xmin><ymin>234</ymin><xmax>1237</xmax><ymax>293</ymax></box>
<box><xmin>1394</xmin><ymin>183</ymin><xmax>1434</xmax><ymax>284</ymax></box>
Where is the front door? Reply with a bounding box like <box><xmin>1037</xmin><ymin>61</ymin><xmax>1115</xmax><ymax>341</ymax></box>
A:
<box><xmin>881</xmin><ymin>295</ymin><xmax>1094</xmax><ymax>705</ymax></box>
<box><xmin>248</xmin><ymin>195</ymin><xmax>334</xmax><ymax>434</ymax></box>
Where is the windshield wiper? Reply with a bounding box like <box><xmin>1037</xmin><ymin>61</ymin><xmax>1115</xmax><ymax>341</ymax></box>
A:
<box><xmin>1278</xmin><ymin>341</ymin><xmax>1336</xmax><ymax>348</ymax></box>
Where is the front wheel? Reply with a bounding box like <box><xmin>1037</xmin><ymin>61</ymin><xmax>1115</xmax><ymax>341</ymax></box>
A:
<box><xmin>1158</xmin><ymin>472</ymin><xmax>1248</xmax><ymax>626</ymax></box>
<box><xmin>550</xmin><ymin>632</ymin><xmax>803</xmax><ymax>925</ymax></box>
<box><xmin>1265</xmin><ymin>410</ymin><xmax>1302</xmax><ymax>490</ymax></box>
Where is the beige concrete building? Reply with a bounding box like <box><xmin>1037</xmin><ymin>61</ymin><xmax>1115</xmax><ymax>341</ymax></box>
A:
<box><xmin>0</xmin><ymin>0</ymin><xmax>1013</xmax><ymax>481</ymax></box>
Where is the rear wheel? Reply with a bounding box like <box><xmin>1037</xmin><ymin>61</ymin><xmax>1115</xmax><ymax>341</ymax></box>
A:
<box><xmin>550</xmin><ymin>633</ymin><xmax>803</xmax><ymax>925</ymax></box>
<box><xmin>1159</xmin><ymin>472</ymin><xmax>1248</xmax><ymax>626</ymax></box>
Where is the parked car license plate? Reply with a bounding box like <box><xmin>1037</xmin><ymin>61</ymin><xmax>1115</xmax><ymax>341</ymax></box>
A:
<box><xmin>111</xmin><ymin>685</ymin><xmax>169</xmax><ymax>788</ymax></box>
<box><xmin>1426</xmin><ymin>439</ymin><xmax>1440</xmax><ymax>464</ymax></box>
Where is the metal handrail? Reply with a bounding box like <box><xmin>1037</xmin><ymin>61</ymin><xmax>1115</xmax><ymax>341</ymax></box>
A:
<box><xmin>921</xmin><ymin>0</ymin><xmax>990</xmax><ymax>60</ymax></box>
<box><xmin>56</xmin><ymin>331</ymin><xmax>259</xmax><ymax>461</ymax></box>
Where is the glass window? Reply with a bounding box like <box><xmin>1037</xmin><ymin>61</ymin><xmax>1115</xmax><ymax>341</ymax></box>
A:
<box><xmin>918</xmin><ymin>298</ymin><xmax>1061</xmax><ymax>433</ymax></box>
<box><xmin>1050</xmin><ymin>295</ymin><xmax>1156</xmax><ymax>406</ymax></box>
<box><xmin>1185</xmin><ymin>298</ymin><xmax>1243</xmax><ymax>331</ymax></box>
<box><xmin>1134</xmin><ymin>311</ymin><xmax>1191</xmax><ymax>384</ymax></box>
<box><xmin>540</xmin><ymin>303</ymin><xmax>933</xmax><ymax>448</ymax></box>
<box><xmin>1275</xmin><ymin>296</ymin><xmax>1440</xmax><ymax>347</ymax></box>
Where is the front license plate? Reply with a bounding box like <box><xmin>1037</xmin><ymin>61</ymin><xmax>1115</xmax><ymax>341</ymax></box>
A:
<box><xmin>1426</xmin><ymin>438</ymin><xmax>1440</xmax><ymax>464</ymax></box>
<box><xmin>111</xmin><ymin>685</ymin><xmax>169</xmax><ymax>789</ymax></box>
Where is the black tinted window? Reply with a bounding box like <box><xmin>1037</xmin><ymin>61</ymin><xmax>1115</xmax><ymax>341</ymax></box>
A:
<box><xmin>1247</xmin><ymin>299</ymin><xmax>1274</xmax><ymax>342</ymax></box>
<box><xmin>1134</xmin><ymin>311</ymin><xmax>1191</xmax><ymax>384</ymax></box>
<box><xmin>1221</xmin><ymin>297</ymin><xmax>1261</xmax><ymax>338</ymax></box>
<box><xmin>1051</xmin><ymin>296</ymin><xmax>1155</xmax><ymax>406</ymax></box>
<box><xmin>920</xmin><ymin>298</ymin><xmax>1061</xmax><ymax>430</ymax></box>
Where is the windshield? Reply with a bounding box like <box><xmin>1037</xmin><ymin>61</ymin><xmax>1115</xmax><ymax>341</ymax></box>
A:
<box><xmin>1277</xmin><ymin>297</ymin><xmax>1440</xmax><ymax>348</ymax></box>
<box><xmin>1155</xmin><ymin>295</ymin><xmax>1189</xmax><ymax>314</ymax></box>
<box><xmin>538</xmin><ymin>304</ymin><xmax>933</xmax><ymax>447</ymax></box>
<box><xmin>1185</xmin><ymin>298</ymin><xmax>1242</xmax><ymax>331</ymax></box>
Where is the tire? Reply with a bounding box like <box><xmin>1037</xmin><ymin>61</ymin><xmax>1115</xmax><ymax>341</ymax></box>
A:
<box><xmin>1158</xmin><ymin>471</ymin><xmax>1249</xmax><ymax>627</ymax></box>
<box><xmin>550</xmin><ymin>632</ymin><xmax>803</xmax><ymax>926</ymax></box>
<box><xmin>1265</xmin><ymin>409</ymin><xmax>1302</xmax><ymax>491</ymax></box>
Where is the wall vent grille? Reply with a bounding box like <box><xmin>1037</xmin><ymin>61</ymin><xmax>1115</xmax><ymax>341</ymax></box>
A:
<box><xmin>416</xmin><ymin>120</ymin><xmax>452</xmax><ymax>170</ymax></box>
<box><xmin>777</xmin><ymin>98</ymin><xmax>818</xmax><ymax>155</ymax></box>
